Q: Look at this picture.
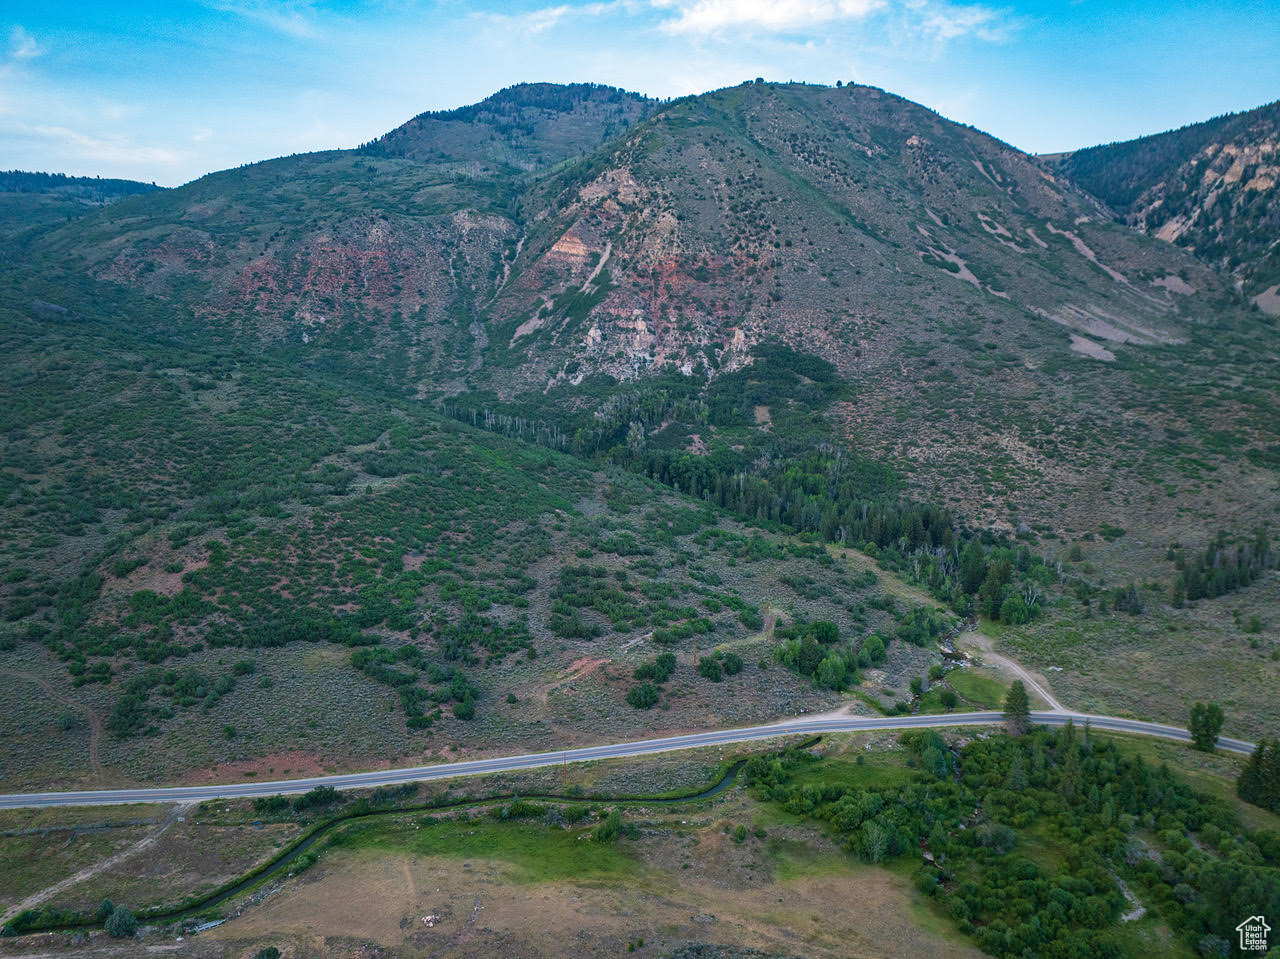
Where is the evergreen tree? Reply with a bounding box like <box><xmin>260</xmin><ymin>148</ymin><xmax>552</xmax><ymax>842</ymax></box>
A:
<box><xmin>1237</xmin><ymin>738</ymin><xmax>1280</xmax><ymax>812</ymax></box>
<box><xmin>978</xmin><ymin>560</ymin><xmax>1011</xmax><ymax>618</ymax></box>
<box><xmin>104</xmin><ymin>906</ymin><xmax>136</xmax><ymax>938</ymax></box>
<box><xmin>1005</xmin><ymin>747</ymin><xmax>1028</xmax><ymax>790</ymax></box>
<box><xmin>959</xmin><ymin>541</ymin><xmax>987</xmax><ymax>595</ymax></box>
<box><xmin>1188</xmin><ymin>701</ymin><xmax>1225</xmax><ymax>752</ymax></box>
<box><xmin>1003</xmin><ymin>680</ymin><xmax>1031</xmax><ymax>736</ymax></box>
<box><xmin>1061</xmin><ymin>742</ymin><xmax>1083</xmax><ymax>797</ymax></box>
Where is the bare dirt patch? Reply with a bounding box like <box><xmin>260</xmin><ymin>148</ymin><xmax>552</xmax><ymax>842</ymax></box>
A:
<box><xmin>179</xmin><ymin>751</ymin><xmax>334</xmax><ymax>786</ymax></box>
<box><xmin>1068</xmin><ymin>334</ymin><xmax>1116</xmax><ymax>362</ymax></box>
<box><xmin>1253</xmin><ymin>284</ymin><xmax>1280</xmax><ymax>315</ymax></box>
<box><xmin>1151</xmin><ymin>275</ymin><xmax>1195</xmax><ymax>295</ymax></box>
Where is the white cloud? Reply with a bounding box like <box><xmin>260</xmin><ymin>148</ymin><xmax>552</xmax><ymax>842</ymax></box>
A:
<box><xmin>469</xmin><ymin>0</ymin><xmax>1011</xmax><ymax>48</ymax></box>
<box><xmin>649</xmin><ymin>0</ymin><xmax>1013</xmax><ymax>43</ymax></box>
<box><xmin>906</xmin><ymin>1</ymin><xmax>1011</xmax><ymax>42</ymax></box>
<box><xmin>652</xmin><ymin>0</ymin><xmax>886</xmax><ymax>35</ymax></box>
<box><xmin>201</xmin><ymin>1</ymin><xmax>323</xmax><ymax>40</ymax></box>
<box><xmin>9</xmin><ymin>25</ymin><xmax>41</xmax><ymax>59</ymax></box>
<box><xmin>29</xmin><ymin>125</ymin><xmax>182</xmax><ymax>169</ymax></box>
<box><xmin>476</xmin><ymin>1</ymin><xmax>630</xmax><ymax>36</ymax></box>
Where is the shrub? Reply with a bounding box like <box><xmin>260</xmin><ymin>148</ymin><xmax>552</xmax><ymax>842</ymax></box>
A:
<box><xmin>633</xmin><ymin>651</ymin><xmax>677</xmax><ymax>683</ymax></box>
<box><xmin>1000</xmin><ymin>594</ymin><xmax>1029</xmax><ymax>625</ymax></box>
<box><xmin>626</xmin><ymin>683</ymin><xmax>659</xmax><ymax>709</ymax></box>
<box><xmin>104</xmin><ymin>906</ymin><xmax>136</xmax><ymax>938</ymax></box>
<box><xmin>293</xmin><ymin>785</ymin><xmax>342</xmax><ymax>813</ymax></box>
<box><xmin>697</xmin><ymin>657</ymin><xmax>723</xmax><ymax>682</ymax></box>
<box><xmin>593</xmin><ymin>808</ymin><xmax>623</xmax><ymax>843</ymax></box>
<box><xmin>253</xmin><ymin>795</ymin><xmax>290</xmax><ymax>814</ymax></box>
<box><xmin>107</xmin><ymin>695</ymin><xmax>149</xmax><ymax>737</ymax></box>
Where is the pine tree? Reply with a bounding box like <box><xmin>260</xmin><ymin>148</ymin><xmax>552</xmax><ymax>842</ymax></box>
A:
<box><xmin>1238</xmin><ymin>740</ymin><xmax>1266</xmax><ymax>806</ymax></box>
<box><xmin>1004</xmin><ymin>680</ymin><xmax>1031</xmax><ymax>736</ymax></box>
<box><xmin>1237</xmin><ymin>738</ymin><xmax>1280</xmax><ymax>812</ymax></box>
<box><xmin>1061</xmin><ymin>742</ymin><xmax>1083</xmax><ymax>798</ymax></box>
<box><xmin>1188</xmin><ymin>701</ymin><xmax>1225</xmax><ymax>751</ymax></box>
<box><xmin>104</xmin><ymin>906</ymin><xmax>136</xmax><ymax>938</ymax></box>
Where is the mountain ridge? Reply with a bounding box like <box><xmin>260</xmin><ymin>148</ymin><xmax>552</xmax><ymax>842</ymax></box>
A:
<box><xmin>17</xmin><ymin>81</ymin><xmax>1277</xmax><ymax>549</ymax></box>
<box><xmin>1050</xmin><ymin>98</ymin><xmax>1280</xmax><ymax>309</ymax></box>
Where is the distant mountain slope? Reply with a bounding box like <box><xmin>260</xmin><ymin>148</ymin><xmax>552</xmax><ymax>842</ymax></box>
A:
<box><xmin>0</xmin><ymin>170</ymin><xmax>166</xmax><ymax>236</ymax></box>
<box><xmin>369</xmin><ymin>82</ymin><xmax>655</xmax><ymax>173</ymax></box>
<box><xmin>24</xmin><ymin>86</ymin><xmax>655</xmax><ymax>389</ymax></box>
<box><xmin>0</xmin><ymin>262</ymin><xmax>903</xmax><ymax>788</ymax></box>
<box><xmin>4</xmin><ymin>81</ymin><xmax>1280</xmax><ymax>788</ymax></box>
<box><xmin>480</xmin><ymin>82</ymin><xmax>1280</xmax><ymax>549</ymax></box>
<box><xmin>1051</xmin><ymin>100</ymin><xmax>1280</xmax><ymax>310</ymax></box>
<box><xmin>0</xmin><ymin>170</ymin><xmax>163</xmax><ymax>203</ymax></box>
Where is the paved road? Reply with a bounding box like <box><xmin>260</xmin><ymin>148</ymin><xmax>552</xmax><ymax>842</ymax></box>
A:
<box><xmin>0</xmin><ymin>710</ymin><xmax>1254</xmax><ymax>810</ymax></box>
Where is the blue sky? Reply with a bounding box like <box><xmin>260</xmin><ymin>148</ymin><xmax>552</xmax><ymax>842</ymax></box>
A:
<box><xmin>2</xmin><ymin>0</ymin><xmax>1277</xmax><ymax>185</ymax></box>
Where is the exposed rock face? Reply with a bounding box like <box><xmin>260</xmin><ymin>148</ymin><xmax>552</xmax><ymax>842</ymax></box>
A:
<box><xmin>488</xmin><ymin>82</ymin><xmax>1223</xmax><ymax>391</ymax></box>
<box><xmin>1052</xmin><ymin>99</ymin><xmax>1280</xmax><ymax>299</ymax></box>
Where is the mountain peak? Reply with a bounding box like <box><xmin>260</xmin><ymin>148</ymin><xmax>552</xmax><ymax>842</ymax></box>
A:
<box><xmin>369</xmin><ymin>82</ymin><xmax>655</xmax><ymax>171</ymax></box>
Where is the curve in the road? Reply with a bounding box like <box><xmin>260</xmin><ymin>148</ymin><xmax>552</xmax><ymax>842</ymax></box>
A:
<box><xmin>0</xmin><ymin>709</ymin><xmax>1254</xmax><ymax>810</ymax></box>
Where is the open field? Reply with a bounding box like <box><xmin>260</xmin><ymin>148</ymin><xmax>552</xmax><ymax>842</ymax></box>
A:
<box><xmin>0</xmin><ymin>744</ymin><xmax>754</xmax><ymax>930</ymax></box>
<box><xmin>0</xmin><ymin>735</ymin><xmax>986</xmax><ymax>959</ymax></box>
<box><xmin>202</xmin><ymin>829</ymin><xmax>982</xmax><ymax>959</ymax></box>
<box><xmin>996</xmin><ymin>572</ymin><xmax>1280</xmax><ymax>741</ymax></box>
<box><xmin>2</xmin><ymin>729</ymin><xmax>1273</xmax><ymax>957</ymax></box>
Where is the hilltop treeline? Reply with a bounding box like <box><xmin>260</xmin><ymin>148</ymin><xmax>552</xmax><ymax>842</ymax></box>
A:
<box><xmin>420</xmin><ymin>83</ymin><xmax>648</xmax><ymax>124</ymax></box>
<box><xmin>1054</xmin><ymin>100</ymin><xmax>1280</xmax><ymax>212</ymax></box>
<box><xmin>0</xmin><ymin>170</ymin><xmax>162</xmax><ymax>203</ymax></box>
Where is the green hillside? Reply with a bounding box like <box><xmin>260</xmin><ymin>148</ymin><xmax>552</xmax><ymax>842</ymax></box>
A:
<box><xmin>2</xmin><ymin>81</ymin><xmax>1279</xmax><ymax>789</ymax></box>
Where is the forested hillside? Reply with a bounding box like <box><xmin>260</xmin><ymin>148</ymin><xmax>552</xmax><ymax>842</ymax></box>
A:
<box><xmin>1052</xmin><ymin>100</ymin><xmax>1280</xmax><ymax>307</ymax></box>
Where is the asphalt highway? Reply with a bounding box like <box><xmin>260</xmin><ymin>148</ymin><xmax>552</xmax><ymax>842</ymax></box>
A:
<box><xmin>0</xmin><ymin>709</ymin><xmax>1255</xmax><ymax>810</ymax></box>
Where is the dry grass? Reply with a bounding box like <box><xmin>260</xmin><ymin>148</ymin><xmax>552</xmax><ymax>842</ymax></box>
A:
<box><xmin>997</xmin><ymin>573</ymin><xmax>1280</xmax><ymax>740</ymax></box>
<box><xmin>204</xmin><ymin>794</ymin><xmax>984</xmax><ymax>959</ymax></box>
